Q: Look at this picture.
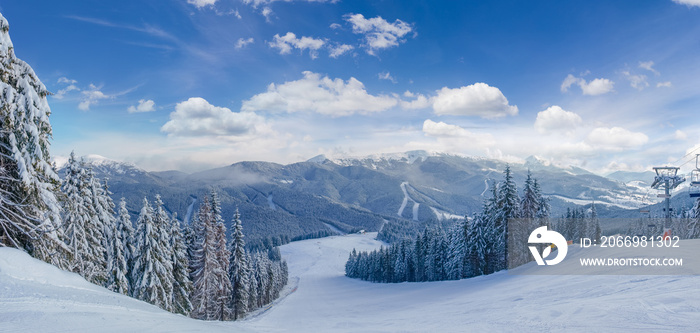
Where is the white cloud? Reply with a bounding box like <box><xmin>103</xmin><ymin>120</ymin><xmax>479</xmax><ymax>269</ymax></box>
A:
<box><xmin>58</xmin><ymin>77</ymin><xmax>77</xmax><ymax>84</ymax></box>
<box><xmin>586</xmin><ymin>127</ymin><xmax>648</xmax><ymax>149</ymax></box>
<box><xmin>242</xmin><ymin>0</ymin><xmax>338</xmax><ymax>7</ymax></box>
<box><xmin>420</xmin><ymin>119</ymin><xmax>496</xmax><ymax>151</ymax></box>
<box><xmin>54</xmin><ymin>84</ymin><xmax>79</xmax><ymax>100</ymax></box>
<box><xmin>534</xmin><ymin>106</ymin><xmax>583</xmax><ymax>134</ymax></box>
<box><xmin>187</xmin><ymin>0</ymin><xmax>218</xmax><ymax>8</ymax></box>
<box><xmin>127</xmin><ymin>99</ymin><xmax>156</xmax><ymax>113</ymax></box>
<box><xmin>378</xmin><ymin>71</ymin><xmax>396</xmax><ymax>83</ymax></box>
<box><xmin>236</xmin><ymin>37</ymin><xmax>254</xmax><ymax>49</ymax></box>
<box><xmin>672</xmin><ymin>0</ymin><xmax>700</xmax><ymax>7</ymax></box>
<box><xmin>330</xmin><ymin>23</ymin><xmax>342</xmax><ymax>30</ymax></box>
<box><xmin>675</xmin><ymin>129</ymin><xmax>688</xmax><ymax>140</ymax></box>
<box><xmin>261</xmin><ymin>7</ymin><xmax>273</xmax><ymax>21</ymax></box>
<box><xmin>161</xmin><ymin>97</ymin><xmax>266</xmax><ymax>137</ymax></box>
<box><xmin>329</xmin><ymin>44</ymin><xmax>354</xmax><ymax>58</ymax></box>
<box><xmin>79</xmin><ymin>85</ymin><xmax>112</xmax><ymax>111</ymax></box>
<box><xmin>561</xmin><ymin>74</ymin><xmax>614</xmax><ymax>95</ymax></box>
<box><xmin>399</xmin><ymin>91</ymin><xmax>430</xmax><ymax>110</ymax></box>
<box><xmin>657</xmin><ymin>81</ymin><xmax>673</xmax><ymax>88</ymax></box>
<box><xmin>622</xmin><ymin>71</ymin><xmax>649</xmax><ymax>90</ymax></box>
<box><xmin>432</xmin><ymin>83</ymin><xmax>518</xmax><ymax>118</ymax></box>
<box><xmin>269</xmin><ymin>32</ymin><xmax>325</xmax><ymax>59</ymax></box>
<box><xmin>639</xmin><ymin>61</ymin><xmax>660</xmax><ymax>75</ymax></box>
<box><xmin>344</xmin><ymin>13</ymin><xmax>413</xmax><ymax>55</ymax></box>
<box><xmin>241</xmin><ymin>71</ymin><xmax>398</xmax><ymax>117</ymax></box>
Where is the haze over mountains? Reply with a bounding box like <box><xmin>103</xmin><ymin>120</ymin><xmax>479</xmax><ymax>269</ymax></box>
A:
<box><xmin>57</xmin><ymin>151</ymin><xmax>676</xmax><ymax>244</ymax></box>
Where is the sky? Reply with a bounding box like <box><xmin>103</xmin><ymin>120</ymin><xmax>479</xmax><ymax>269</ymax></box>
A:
<box><xmin>2</xmin><ymin>0</ymin><xmax>700</xmax><ymax>174</ymax></box>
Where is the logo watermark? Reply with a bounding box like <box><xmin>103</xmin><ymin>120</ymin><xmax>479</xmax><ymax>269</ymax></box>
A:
<box><xmin>507</xmin><ymin>218</ymin><xmax>700</xmax><ymax>275</ymax></box>
<box><xmin>528</xmin><ymin>226</ymin><xmax>567</xmax><ymax>265</ymax></box>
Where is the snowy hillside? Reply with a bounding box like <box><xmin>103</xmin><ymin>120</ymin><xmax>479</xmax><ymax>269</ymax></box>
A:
<box><xmin>3</xmin><ymin>234</ymin><xmax>700</xmax><ymax>332</ymax></box>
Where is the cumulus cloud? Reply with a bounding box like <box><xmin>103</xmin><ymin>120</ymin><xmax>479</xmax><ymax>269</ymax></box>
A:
<box><xmin>657</xmin><ymin>81</ymin><xmax>672</xmax><ymax>88</ymax></box>
<box><xmin>534</xmin><ymin>106</ymin><xmax>583</xmax><ymax>134</ymax></box>
<box><xmin>269</xmin><ymin>32</ymin><xmax>325</xmax><ymax>59</ymax></box>
<box><xmin>432</xmin><ymin>83</ymin><xmax>518</xmax><ymax>118</ymax></box>
<box><xmin>672</xmin><ymin>0</ymin><xmax>700</xmax><ymax>7</ymax></box>
<box><xmin>236</xmin><ymin>37</ymin><xmax>254</xmax><ymax>49</ymax></box>
<box><xmin>241</xmin><ymin>71</ymin><xmax>397</xmax><ymax>117</ymax></box>
<box><xmin>161</xmin><ymin>97</ymin><xmax>266</xmax><ymax>137</ymax></box>
<box><xmin>344</xmin><ymin>13</ymin><xmax>413</xmax><ymax>55</ymax></box>
<box><xmin>79</xmin><ymin>84</ymin><xmax>112</xmax><ymax>111</ymax></box>
<box><xmin>128</xmin><ymin>99</ymin><xmax>156</xmax><ymax>113</ymax></box>
<box><xmin>585</xmin><ymin>127</ymin><xmax>648</xmax><ymax>149</ymax></box>
<box><xmin>187</xmin><ymin>0</ymin><xmax>218</xmax><ymax>8</ymax></box>
<box><xmin>561</xmin><ymin>74</ymin><xmax>614</xmax><ymax>95</ymax></box>
<box><xmin>329</xmin><ymin>43</ymin><xmax>354</xmax><ymax>58</ymax></box>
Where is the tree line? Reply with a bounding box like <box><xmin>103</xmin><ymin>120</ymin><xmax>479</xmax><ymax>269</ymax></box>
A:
<box><xmin>346</xmin><ymin>167</ymin><xmax>553</xmax><ymax>282</ymax></box>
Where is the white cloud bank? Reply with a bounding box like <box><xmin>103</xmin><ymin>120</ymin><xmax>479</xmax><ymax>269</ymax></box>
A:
<box><xmin>586</xmin><ymin>127</ymin><xmax>648</xmax><ymax>150</ymax></box>
<box><xmin>241</xmin><ymin>71</ymin><xmax>397</xmax><ymax>116</ymax></box>
<box><xmin>162</xmin><ymin>97</ymin><xmax>266</xmax><ymax>137</ymax></box>
<box><xmin>187</xmin><ymin>0</ymin><xmax>218</xmax><ymax>8</ymax></box>
<box><xmin>432</xmin><ymin>83</ymin><xmax>518</xmax><ymax>118</ymax></box>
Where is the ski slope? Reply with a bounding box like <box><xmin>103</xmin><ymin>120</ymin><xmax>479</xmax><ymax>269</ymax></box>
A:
<box><xmin>2</xmin><ymin>234</ymin><xmax>700</xmax><ymax>332</ymax></box>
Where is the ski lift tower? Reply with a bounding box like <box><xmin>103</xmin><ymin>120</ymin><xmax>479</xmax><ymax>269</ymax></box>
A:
<box><xmin>651</xmin><ymin>166</ymin><xmax>685</xmax><ymax>228</ymax></box>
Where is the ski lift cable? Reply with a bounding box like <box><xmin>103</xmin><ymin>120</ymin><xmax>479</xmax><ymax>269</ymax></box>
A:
<box><xmin>671</xmin><ymin>146</ymin><xmax>700</xmax><ymax>166</ymax></box>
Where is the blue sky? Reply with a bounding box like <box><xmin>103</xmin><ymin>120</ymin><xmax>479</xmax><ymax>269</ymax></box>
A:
<box><xmin>2</xmin><ymin>0</ymin><xmax>700</xmax><ymax>173</ymax></box>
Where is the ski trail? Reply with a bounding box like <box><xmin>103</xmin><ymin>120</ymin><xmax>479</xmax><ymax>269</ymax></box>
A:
<box><xmin>412</xmin><ymin>202</ymin><xmax>420</xmax><ymax>221</ymax></box>
<box><xmin>480</xmin><ymin>178</ymin><xmax>490</xmax><ymax>197</ymax></box>
<box><xmin>267</xmin><ymin>194</ymin><xmax>276</xmax><ymax>210</ymax></box>
<box><xmin>184</xmin><ymin>196</ymin><xmax>197</xmax><ymax>224</ymax></box>
<box><xmin>398</xmin><ymin>182</ymin><xmax>409</xmax><ymax>217</ymax></box>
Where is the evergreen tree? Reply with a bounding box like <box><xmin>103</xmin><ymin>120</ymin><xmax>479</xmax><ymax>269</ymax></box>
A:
<box><xmin>106</xmin><ymin>197</ymin><xmax>129</xmax><ymax>295</ymax></box>
<box><xmin>170</xmin><ymin>213</ymin><xmax>193</xmax><ymax>315</ymax></box>
<box><xmin>689</xmin><ymin>198</ymin><xmax>700</xmax><ymax>239</ymax></box>
<box><xmin>0</xmin><ymin>14</ymin><xmax>68</xmax><ymax>268</ymax></box>
<box><xmin>61</xmin><ymin>153</ymin><xmax>107</xmax><ymax>284</ymax></box>
<box><xmin>229</xmin><ymin>209</ymin><xmax>250</xmax><ymax>320</ymax></box>
<box><xmin>211</xmin><ymin>191</ymin><xmax>233</xmax><ymax>320</ymax></box>
<box><xmin>132</xmin><ymin>197</ymin><xmax>172</xmax><ymax>311</ymax></box>
<box><xmin>116</xmin><ymin>198</ymin><xmax>135</xmax><ymax>293</ymax></box>
<box><xmin>152</xmin><ymin>195</ymin><xmax>175</xmax><ymax>311</ymax></box>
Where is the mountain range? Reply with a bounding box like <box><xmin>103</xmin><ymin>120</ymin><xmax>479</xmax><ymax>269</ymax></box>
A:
<box><xmin>58</xmin><ymin>151</ymin><xmax>677</xmax><ymax>245</ymax></box>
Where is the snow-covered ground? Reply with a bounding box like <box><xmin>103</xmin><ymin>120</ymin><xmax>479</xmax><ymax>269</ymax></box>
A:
<box><xmin>2</xmin><ymin>233</ymin><xmax>700</xmax><ymax>332</ymax></box>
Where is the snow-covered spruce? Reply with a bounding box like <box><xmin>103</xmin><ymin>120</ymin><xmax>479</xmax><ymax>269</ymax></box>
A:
<box><xmin>60</xmin><ymin>153</ymin><xmax>108</xmax><ymax>285</ymax></box>
<box><xmin>0</xmin><ymin>13</ymin><xmax>68</xmax><ymax>268</ymax></box>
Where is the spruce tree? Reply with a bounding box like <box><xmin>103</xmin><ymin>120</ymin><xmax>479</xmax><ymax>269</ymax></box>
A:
<box><xmin>61</xmin><ymin>153</ymin><xmax>107</xmax><ymax>284</ymax></box>
<box><xmin>211</xmin><ymin>191</ymin><xmax>233</xmax><ymax>320</ymax></box>
<box><xmin>0</xmin><ymin>14</ymin><xmax>68</xmax><ymax>268</ymax></box>
<box><xmin>170</xmin><ymin>213</ymin><xmax>193</xmax><ymax>315</ymax></box>
<box><xmin>132</xmin><ymin>197</ymin><xmax>172</xmax><ymax>311</ymax></box>
<box><xmin>116</xmin><ymin>198</ymin><xmax>135</xmax><ymax>293</ymax></box>
<box><xmin>190</xmin><ymin>197</ymin><xmax>222</xmax><ymax>320</ymax></box>
<box><xmin>229</xmin><ymin>208</ymin><xmax>250</xmax><ymax>320</ymax></box>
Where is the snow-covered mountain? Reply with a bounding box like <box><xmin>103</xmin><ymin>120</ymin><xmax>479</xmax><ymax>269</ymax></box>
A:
<box><xmin>3</xmin><ymin>233</ymin><xmax>700</xmax><ymax>332</ymax></box>
<box><xmin>58</xmin><ymin>151</ymin><xmax>661</xmax><ymax>245</ymax></box>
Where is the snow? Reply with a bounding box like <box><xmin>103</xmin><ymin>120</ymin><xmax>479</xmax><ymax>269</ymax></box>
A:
<box><xmin>3</xmin><ymin>233</ymin><xmax>700</xmax><ymax>332</ymax></box>
<box><xmin>397</xmin><ymin>181</ymin><xmax>409</xmax><ymax>217</ymax></box>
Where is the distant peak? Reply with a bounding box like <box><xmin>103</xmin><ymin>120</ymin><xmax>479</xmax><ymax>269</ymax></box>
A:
<box><xmin>307</xmin><ymin>154</ymin><xmax>329</xmax><ymax>164</ymax></box>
